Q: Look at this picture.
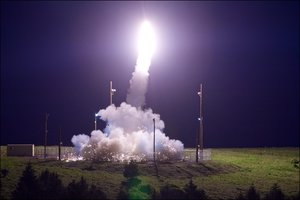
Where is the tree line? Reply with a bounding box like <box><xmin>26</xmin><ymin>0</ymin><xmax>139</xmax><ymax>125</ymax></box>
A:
<box><xmin>1</xmin><ymin>161</ymin><xmax>299</xmax><ymax>200</ymax></box>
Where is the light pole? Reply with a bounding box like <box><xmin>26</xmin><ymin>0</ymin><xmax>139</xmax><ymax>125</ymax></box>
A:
<box><xmin>94</xmin><ymin>113</ymin><xmax>99</xmax><ymax>130</ymax></box>
<box><xmin>109</xmin><ymin>81</ymin><xmax>117</xmax><ymax>105</ymax></box>
<box><xmin>153</xmin><ymin>118</ymin><xmax>156</xmax><ymax>163</ymax></box>
<box><xmin>44</xmin><ymin>112</ymin><xmax>49</xmax><ymax>159</ymax></box>
<box><xmin>58</xmin><ymin>127</ymin><xmax>62</xmax><ymax>161</ymax></box>
<box><xmin>196</xmin><ymin>84</ymin><xmax>204</xmax><ymax>162</ymax></box>
<box><xmin>153</xmin><ymin>118</ymin><xmax>158</xmax><ymax>176</ymax></box>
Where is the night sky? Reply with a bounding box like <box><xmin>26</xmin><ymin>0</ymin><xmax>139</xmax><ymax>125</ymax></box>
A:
<box><xmin>1</xmin><ymin>1</ymin><xmax>299</xmax><ymax>147</ymax></box>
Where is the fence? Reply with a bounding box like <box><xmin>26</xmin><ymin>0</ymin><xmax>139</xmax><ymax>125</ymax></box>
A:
<box><xmin>1</xmin><ymin>145</ymin><xmax>75</xmax><ymax>159</ymax></box>
<box><xmin>34</xmin><ymin>146</ymin><xmax>75</xmax><ymax>159</ymax></box>
<box><xmin>2</xmin><ymin>146</ymin><xmax>211</xmax><ymax>162</ymax></box>
<box><xmin>183</xmin><ymin>149</ymin><xmax>211</xmax><ymax>162</ymax></box>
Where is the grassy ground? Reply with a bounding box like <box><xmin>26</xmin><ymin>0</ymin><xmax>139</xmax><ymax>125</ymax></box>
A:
<box><xmin>190</xmin><ymin>148</ymin><xmax>299</xmax><ymax>199</ymax></box>
<box><xmin>0</xmin><ymin>147</ymin><xmax>299</xmax><ymax>199</ymax></box>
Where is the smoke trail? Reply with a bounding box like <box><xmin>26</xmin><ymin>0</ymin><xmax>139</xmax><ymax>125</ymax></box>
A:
<box><xmin>126</xmin><ymin>71</ymin><xmax>149</xmax><ymax>108</ymax></box>
<box><xmin>126</xmin><ymin>20</ymin><xmax>155</xmax><ymax>108</ymax></box>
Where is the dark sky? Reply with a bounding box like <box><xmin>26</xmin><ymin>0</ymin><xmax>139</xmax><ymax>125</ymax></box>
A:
<box><xmin>1</xmin><ymin>1</ymin><xmax>299</xmax><ymax>147</ymax></box>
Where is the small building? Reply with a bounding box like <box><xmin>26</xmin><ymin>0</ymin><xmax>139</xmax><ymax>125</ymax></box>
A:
<box><xmin>7</xmin><ymin>144</ymin><xmax>35</xmax><ymax>157</ymax></box>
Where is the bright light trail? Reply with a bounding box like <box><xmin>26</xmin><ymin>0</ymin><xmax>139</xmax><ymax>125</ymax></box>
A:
<box><xmin>136</xmin><ymin>20</ymin><xmax>156</xmax><ymax>74</ymax></box>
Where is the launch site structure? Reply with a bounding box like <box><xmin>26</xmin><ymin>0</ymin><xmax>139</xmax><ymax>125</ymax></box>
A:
<box><xmin>196</xmin><ymin>84</ymin><xmax>204</xmax><ymax>162</ymax></box>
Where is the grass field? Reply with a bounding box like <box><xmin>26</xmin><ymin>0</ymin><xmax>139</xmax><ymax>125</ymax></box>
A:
<box><xmin>0</xmin><ymin>147</ymin><xmax>299</xmax><ymax>199</ymax></box>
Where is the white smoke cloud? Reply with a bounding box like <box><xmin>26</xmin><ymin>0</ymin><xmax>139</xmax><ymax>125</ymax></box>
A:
<box><xmin>71</xmin><ymin>21</ymin><xmax>184</xmax><ymax>162</ymax></box>
<box><xmin>71</xmin><ymin>134</ymin><xmax>90</xmax><ymax>154</ymax></box>
<box><xmin>71</xmin><ymin>103</ymin><xmax>184</xmax><ymax>161</ymax></box>
<box><xmin>99</xmin><ymin>103</ymin><xmax>164</xmax><ymax>133</ymax></box>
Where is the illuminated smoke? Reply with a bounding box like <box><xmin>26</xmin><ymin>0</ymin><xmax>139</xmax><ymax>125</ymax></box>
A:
<box><xmin>71</xmin><ymin>21</ymin><xmax>184</xmax><ymax>162</ymax></box>
<box><xmin>126</xmin><ymin>71</ymin><xmax>149</xmax><ymax>108</ymax></box>
<box><xmin>126</xmin><ymin>20</ymin><xmax>155</xmax><ymax>108</ymax></box>
<box><xmin>72</xmin><ymin>103</ymin><xmax>183</xmax><ymax>161</ymax></box>
<box><xmin>71</xmin><ymin>103</ymin><xmax>184</xmax><ymax>161</ymax></box>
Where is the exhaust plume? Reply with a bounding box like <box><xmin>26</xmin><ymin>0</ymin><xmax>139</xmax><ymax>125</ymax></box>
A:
<box><xmin>126</xmin><ymin>20</ymin><xmax>156</xmax><ymax>108</ymax></box>
<box><xmin>126</xmin><ymin>71</ymin><xmax>149</xmax><ymax>108</ymax></box>
<box><xmin>72</xmin><ymin>103</ymin><xmax>183</xmax><ymax>161</ymax></box>
<box><xmin>71</xmin><ymin>21</ymin><xmax>184</xmax><ymax>162</ymax></box>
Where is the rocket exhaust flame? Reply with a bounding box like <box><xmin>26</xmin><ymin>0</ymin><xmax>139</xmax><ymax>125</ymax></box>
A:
<box><xmin>136</xmin><ymin>20</ymin><xmax>156</xmax><ymax>74</ymax></box>
<box><xmin>71</xmin><ymin>21</ymin><xmax>184</xmax><ymax>162</ymax></box>
<box><xmin>126</xmin><ymin>20</ymin><xmax>156</xmax><ymax>108</ymax></box>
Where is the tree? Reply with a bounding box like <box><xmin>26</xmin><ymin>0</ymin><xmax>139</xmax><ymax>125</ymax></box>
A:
<box><xmin>88</xmin><ymin>184</ymin><xmax>107</xmax><ymax>200</ymax></box>
<box><xmin>160</xmin><ymin>184</ymin><xmax>185</xmax><ymax>199</ymax></box>
<box><xmin>12</xmin><ymin>163</ymin><xmax>39</xmax><ymax>200</ymax></box>
<box><xmin>1</xmin><ymin>169</ymin><xmax>8</xmax><ymax>178</ymax></box>
<box><xmin>184</xmin><ymin>180</ymin><xmax>197</xmax><ymax>195</ymax></box>
<box><xmin>151</xmin><ymin>189</ymin><xmax>160</xmax><ymax>200</ymax></box>
<box><xmin>183</xmin><ymin>180</ymin><xmax>208</xmax><ymax>200</ymax></box>
<box><xmin>66</xmin><ymin>177</ymin><xmax>89</xmax><ymax>199</ymax></box>
<box><xmin>37</xmin><ymin>169</ymin><xmax>65</xmax><ymax>199</ymax></box>
<box><xmin>123</xmin><ymin>160</ymin><xmax>139</xmax><ymax>179</ymax></box>
<box><xmin>245</xmin><ymin>184</ymin><xmax>260</xmax><ymax>200</ymax></box>
<box><xmin>118</xmin><ymin>160</ymin><xmax>139</xmax><ymax>199</ymax></box>
<box><xmin>263</xmin><ymin>184</ymin><xmax>285</xmax><ymax>200</ymax></box>
<box><xmin>117</xmin><ymin>185</ymin><xmax>128</xmax><ymax>200</ymax></box>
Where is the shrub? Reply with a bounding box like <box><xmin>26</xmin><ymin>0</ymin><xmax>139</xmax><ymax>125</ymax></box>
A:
<box><xmin>245</xmin><ymin>184</ymin><xmax>260</xmax><ymax>200</ymax></box>
<box><xmin>183</xmin><ymin>179</ymin><xmax>208</xmax><ymax>200</ymax></box>
<box><xmin>128</xmin><ymin>183</ymin><xmax>155</xmax><ymax>200</ymax></box>
<box><xmin>66</xmin><ymin>177</ymin><xmax>89</xmax><ymax>199</ymax></box>
<box><xmin>37</xmin><ymin>169</ymin><xmax>65</xmax><ymax>199</ymax></box>
<box><xmin>235</xmin><ymin>192</ymin><xmax>246</xmax><ymax>200</ymax></box>
<box><xmin>1</xmin><ymin>169</ymin><xmax>8</xmax><ymax>178</ymax></box>
<box><xmin>291</xmin><ymin>159</ymin><xmax>299</xmax><ymax>168</ymax></box>
<box><xmin>0</xmin><ymin>169</ymin><xmax>8</xmax><ymax>199</ymax></box>
<box><xmin>88</xmin><ymin>184</ymin><xmax>107</xmax><ymax>200</ymax></box>
<box><xmin>117</xmin><ymin>186</ymin><xmax>129</xmax><ymax>200</ymax></box>
<box><xmin>151</xmin><ymin>189</ymin><xmax>160</xmax><ymax>200</ymax></box>
<box><xmin>263</xmin><ymin>184</ymin><xmax>285</xmax><ymax>200</ymax></box>
<box><xmin>127</xmin><ymin>177</ymin><xmax>142</xmax><ymax>188</ymax></box>
<box><xmin>66</xmin><ymin>177</ymin><xmax>107</xmax><ymax>200</ymax></box>
<box><xmin>118</xmin><ymin>177</ymin><xmax>154</xmax><ymax>200</ymax></box>
<box><xmin>11</xmin><ymin>165</ymin><xmax>107</xmax><ymax>200</ymax></box>
<box><xmin>139</xmin><ymin>184</ymin><xmax>152</xmax><ymax>195</ymax></box>
<box><xmin>160</xmin><ymin>184</ymin><xmax>185</xmax><ymax>199</ymax></box>
<box><xmin>123</xmin><ymin>160</ymin><xmax>139</xmax><ymax>179</ymax></box>
<box><xmin>290</xmin><ymin>192</ymin><xmax>299</xmax><ymax>200</ymax></box>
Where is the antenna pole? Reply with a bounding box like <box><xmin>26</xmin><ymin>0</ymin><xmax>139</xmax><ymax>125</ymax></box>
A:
<box><xmin>94</xmin><ymin>113</ymin><xmax>97</xmax><ymax>130</ymax></box>
<box><xmin>153</xmin><ymin>118</ymin><xmax>158</xmax><ymax>176</ymax></box>
<box><xmin>59</xmin><ymin>127</ymin><xmax>61</xmax><ymax>161</ymax></box>
<box><xmin>196</xmin><ymin>84</ymin><xmax>204</xmax><ymax>162</ymax></box>
<box><xmin>153</xmin><ymin>118</ymin><xmax>156</xmax><ymax>163</ymax></box>
<box><xmin>109</xmin><ymin>81</ymin><xmax>116</xmax><ymax>105</ymax></box>
<box><xmin>44</xmin><ymin>113</ymin><xmax>49</xmax><ymax>159</ymax></box>
<box><xmin>200</xmin><ymin>84</ymin><xmax>203</xmax><ymax>150</ymax></box>
<box><xmin>110</xmin><ymin>81</ymin><xmax>112</xmax><ymax>105</ymax></box>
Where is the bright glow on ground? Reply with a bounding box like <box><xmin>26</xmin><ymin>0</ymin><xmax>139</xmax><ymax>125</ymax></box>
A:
<box><xmin>136</xmin><ymin>20</ymin><xmax>156</xmax><ymax>74</ymax></box>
